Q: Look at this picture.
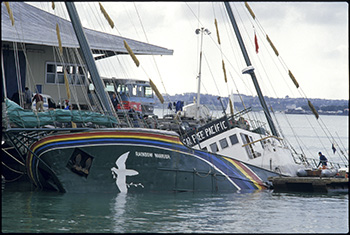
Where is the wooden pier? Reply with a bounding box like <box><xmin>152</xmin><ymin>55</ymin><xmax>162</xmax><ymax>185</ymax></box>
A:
<box><xmin>268</xmin><ymin>177</ymin><xmax>348</xmax><ymax>193</ymax></box>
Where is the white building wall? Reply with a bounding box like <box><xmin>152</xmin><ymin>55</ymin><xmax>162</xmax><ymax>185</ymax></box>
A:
<box><xmin>25</xmin><ymin>44</ymin><xmax>90</xmax><ymax>106</ymax></box>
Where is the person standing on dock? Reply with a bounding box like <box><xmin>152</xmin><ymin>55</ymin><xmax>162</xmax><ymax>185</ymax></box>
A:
<box><xmin>317</xmin><ymin>152</ymin><xmax>328</xmax><ymax>169</ymax></box>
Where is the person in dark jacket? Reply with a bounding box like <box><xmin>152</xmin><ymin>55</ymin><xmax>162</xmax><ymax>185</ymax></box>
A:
<box><xmin>24</xmin><ymin>87</ymin><xmax>32</xmax><ymax>109</ymax></box>
<box><xmin>111</xmin><ymin>93</ymin><xmax>119</xmax><ymax>111</ymax></box>
<box><xmin>11</xmin><ymin>92</ymin><xmax>20</xmax><ymax>105</ymax></box>
<box><xmin>317</xmin><ymin>152</ymin><xmax>328</xmax><ymax>168</ymax></box>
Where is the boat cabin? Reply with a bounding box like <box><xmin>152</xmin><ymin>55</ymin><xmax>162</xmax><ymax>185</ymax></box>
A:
<box><xmin>101</xmin><ymin>78</ymin><xmax>155</xmax><ymax>115</ymax></box>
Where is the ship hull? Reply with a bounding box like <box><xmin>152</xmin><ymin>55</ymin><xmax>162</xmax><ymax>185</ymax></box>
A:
<box><xmin>26</xmin><ymin>129</ymin><xmax>280</xmax><ymax>193</ymax></box>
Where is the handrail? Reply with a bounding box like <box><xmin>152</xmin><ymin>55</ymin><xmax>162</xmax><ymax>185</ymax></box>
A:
<box><xmin>242</xmin><ymin>135</ymin><xmax>283</xmax><ymax>147</ymax></box>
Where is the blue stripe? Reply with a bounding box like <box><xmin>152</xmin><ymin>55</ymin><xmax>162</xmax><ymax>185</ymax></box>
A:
<box><xmin>194</xmin><ymin>150</ymin><xmax>255</xmax><ymax>190</ymax></box>
<box><xmin>34</xmin><ymin>138</ymin><xmax>189</xmax><ymax>156</ymax></box>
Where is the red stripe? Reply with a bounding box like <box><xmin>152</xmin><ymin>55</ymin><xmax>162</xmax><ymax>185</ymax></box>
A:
<box><xmin>234</xmin><ymin>160</ymin><xmax>263</xmax><ymax>184</ymax></box>
<box><xmin>29</xmin><ymin>130</ymin><xmax>179</xmax><ymax>150</ymax></box>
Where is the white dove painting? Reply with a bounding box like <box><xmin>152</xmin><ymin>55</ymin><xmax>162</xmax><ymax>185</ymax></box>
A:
<box><xmin>111</xmin><ymin>151</ymin><xmax>139</xmax><ymax>193</ymax></box>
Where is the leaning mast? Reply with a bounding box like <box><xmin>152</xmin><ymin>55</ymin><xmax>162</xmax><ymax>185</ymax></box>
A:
<box><xmin>224</xmin><ymin>2</ymin><xmax>278</xmax><ymax>137</ymax></box>
<box><xmin>65</xmin><ymin>2</ymin><xmax>113</xmax><ymax>115</ymax></box>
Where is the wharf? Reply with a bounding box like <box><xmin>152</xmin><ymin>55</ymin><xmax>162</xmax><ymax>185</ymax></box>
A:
<box><xmin>268</xmin><ymin>176</ymin><xmax>348</xmax><ymax>193</ymax></box>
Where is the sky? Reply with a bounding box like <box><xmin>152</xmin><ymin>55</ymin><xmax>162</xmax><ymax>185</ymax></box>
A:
<box><xmin>28</xmin><ymin>2</ymin><xmax>349</xmax><ymax>100</ymax></box>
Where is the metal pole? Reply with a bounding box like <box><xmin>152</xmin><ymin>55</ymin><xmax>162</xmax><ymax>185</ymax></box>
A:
<box><xmin>196</xmin><ymin>28</ymin><xmax>204</xmax><ymax>120</ymax></box>
<box><xmin>1</xmin><ymin>50</ymin><xmax>7</xmax><ymax>99</ymax></box>
<box><xmin>65</xmin><ymin>2</ymin><xmax>112</xmax><ymax>115</ymax></box>
<box><xmin>218</xmin><ymin>96</ymin><xmax>227</xmax><ymax>116</ymax></box>
<box><xmin>224</xmin><ymin>2</ymin><xmax>278</xmax><ymax>137</ymax></box>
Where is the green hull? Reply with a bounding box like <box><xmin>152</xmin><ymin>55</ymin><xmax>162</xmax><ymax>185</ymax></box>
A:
<box><xmin>26</xmin><ymin>128</ymin><xmax>279</xmax><ymax>193</ymax></box>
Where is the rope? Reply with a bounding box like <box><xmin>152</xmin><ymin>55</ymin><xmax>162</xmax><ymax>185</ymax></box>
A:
<box><xmin>211</xmin><ymin>3</ymin><xmax>231</xmax><ymax>106</ymax></box>
<box><xmin>2</xmin><ymin>174</ymin><xmax>24</xmax><ymax>183</ymax></box>
<box><xmin>1</xmin><ymin>148</ymin><xmax>25</xmax><ymax>166</ymax></box>
<box><xmin>132</xmin><ymin>3</ymin><xmax>172</xmax><ymax>105</ymax></box>
<box><xmin>236</xmin><ymin>2</ymin><xmax>347</xmax><ymax>166</ymax></box>
<box><xmin>2</xmin><ymin>162</ymin><xmax>25</xmax><ymax>175</ymax></box>
<box><xmin>13</xmin><ymin>42</ymin><xmax>24</xmax><ymax>107</ymax></box>
<box><xmin>193</xmin><ymin>168</ymin><xmax>212</xmax><ymax>178</ymax></box>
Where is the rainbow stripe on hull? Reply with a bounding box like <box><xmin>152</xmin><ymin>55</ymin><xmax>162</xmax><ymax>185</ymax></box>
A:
<box><xmin>26</xmin><ymin>129</ymin><xmax>278</xmax><ymax>193</ymax></box>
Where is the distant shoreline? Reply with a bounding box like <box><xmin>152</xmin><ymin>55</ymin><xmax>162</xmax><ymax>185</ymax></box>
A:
<box><xmin>155</xmin><ymin>92</ymin><xmax>349</xmax><ymax>114</ymax></box>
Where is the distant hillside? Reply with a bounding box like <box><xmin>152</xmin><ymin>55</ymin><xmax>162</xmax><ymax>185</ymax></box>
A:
<box><xmin>155</xmin><ymin>92</ymin><xmax>349</xmax><ymax>113</ymax></box>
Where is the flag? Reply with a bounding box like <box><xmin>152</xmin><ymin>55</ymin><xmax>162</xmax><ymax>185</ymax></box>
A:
<box><xmin>332</xmin><ymin>144</ymin><xmax>336</xmax><ymax>154</ymax></box>
<box><xmin>254</xmin><ymin>32</ymin><xmax>259</xmax><ymax>53</ymax></box>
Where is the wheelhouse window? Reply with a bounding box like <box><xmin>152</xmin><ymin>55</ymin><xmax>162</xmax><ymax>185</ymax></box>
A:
<box><xmin>117</xmin><ymin>84</ymin><xmax>129</xmax><ymax>96</ymax></box>
<box><xmin>104</xmin><ymin>82</ymin><xmax>115</xmax><ymax>92</ymax></box>
<box><xmin>210</xmin><ymin>143</ymin><xmax>219</xmax><ymax>153</ymax></box>
<box><xmin>219</xmin><ymin>138</ymin><xmax>229</xmax><ymax>149</ymax></box>
<box><xmin>229</xmin><ymin>134</ymin><xmax>239</xmax><ymax>145</ymax></box>
<box><xmin>240</xmin><ymin>133</ymin><xmax>258</xmax><ymax>159</ymax></box>
<box><xmin>136</xmin><ymin>85</ymin><xmax>143</xmax><ymax>97</ymax></box>
<box><xmin>145</xmin><ymin>86</ymin><xmax>153</xmax><ymax>98</ymax></box>
<box><xmin>131</xmin><ymin>85</ymin><xmax>137</xmax><ymax>96</ymax></box>
<box><xmin>45</xmin><ymin>62</ymin><xmax>87</xmax><ymax>85</ymax></box>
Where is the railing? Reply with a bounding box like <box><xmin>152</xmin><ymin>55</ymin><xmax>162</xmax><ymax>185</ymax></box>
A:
<box><xmin>241</xmin><ymin>135</ymin><xmax>283</xmax><ymax>147</ymax></box>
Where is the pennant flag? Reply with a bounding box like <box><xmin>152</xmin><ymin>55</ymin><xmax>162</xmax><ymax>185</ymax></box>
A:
<box><xmin>254</xmin><ymin>31</ymin><xmax>259</xmax><ymax>54</ymax></box>
<box><xmin>332</xmin><ymin>144</ymin><xmax>336</xmax><ymax>154</ymax></box>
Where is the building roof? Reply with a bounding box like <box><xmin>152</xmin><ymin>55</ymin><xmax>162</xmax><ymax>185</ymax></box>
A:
<box><xmin>1</xmin><ymin>2</ymin><xmax>173</xmax><ymax>58</ymax></box>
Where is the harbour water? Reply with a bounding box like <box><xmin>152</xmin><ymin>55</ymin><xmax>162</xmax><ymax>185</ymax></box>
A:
<box><xmin>2</xmin><ymin>112</ymin><xmax>349</xmax><ymax>233</ymax></box>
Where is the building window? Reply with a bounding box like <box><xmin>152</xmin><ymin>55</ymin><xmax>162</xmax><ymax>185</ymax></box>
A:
<box><xmin>210</xmin><ymin>143</ymin><xmax>219</xmax><ymax>153</ymax></box>
<box><xmin>45</xmin><ymin>62</ymin><xmax>86</xmax><ymax>85</ymax></box>
<box><xmin>229</xmin><ymin>134</ymin><xmax>239</xmax><ymax>145</ymax></box>
<box><xmin>76</xmin><ymin>66</ymin><xmax>85</xmax><ymax>85</ymax></box>
<box><xmin>219</xmin><ymin>138</ymin><xmax>229</xmax><ymax>149</ymax></box>
<box><xmin>201</xmin><ymin>147</ymin><xmax>207</xmax><ymax>151</ymax></box>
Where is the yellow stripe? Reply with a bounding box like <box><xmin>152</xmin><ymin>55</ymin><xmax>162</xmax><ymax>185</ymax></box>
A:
<box><xmin>30</xmin><ymin>134</ymin><xmax>180</xmax><ymax>163</ymax></box>
<box><xmin>224</xmin><ymin>157</ymin><xmax>263</xmax><ymax>190</ymax></box>
<box><xmin>32</xmin><ymin>134</ymin><xmax>181</xmax><ymax>153</ymax></box>
<box><xmin>28</xmin><ymin>133</ymin><xmax>181</xmax><ymax>183</ymax></box>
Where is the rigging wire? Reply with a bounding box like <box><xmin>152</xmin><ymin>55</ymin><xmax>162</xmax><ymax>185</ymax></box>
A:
<box><xmin>186</xmin><ymin>2</ymin><xmax>255</xmax><ymax>119</ymax></box>
<box><xmin>211</xmin><ymin>2</ymin><xmax>231</xmax><ymax>109</ymax></box>
<box><xmin>237</xmin><ymin>2</ymin><xmax>348</xmax><ymax>162</ymax></box>
<box><xmin>236</xmin><ymin>2</ymin><xmax>315</xmax><ymax>158</ymax></box>
<box><xmin>13</xmin><ymin>42</ymin><xmax>23</xmax><ymax>107</ymax></box>
<box><xmin>132</xmin><ymin>2</ymin><xmax>171</xmax><ymax>105</ymax></box>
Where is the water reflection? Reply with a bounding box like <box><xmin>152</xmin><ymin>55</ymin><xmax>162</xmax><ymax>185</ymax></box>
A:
<box><xmin>2</xmin><ymin>187</ymin><xmax>348</xmax><ymax>233</ymax></box>
<box><xmin>111</xmin><ymin>193</ymin><xmax>127</xmax><ymax>233</ymax></box>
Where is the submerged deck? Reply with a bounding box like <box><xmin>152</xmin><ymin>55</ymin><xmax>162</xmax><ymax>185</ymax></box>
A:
<box><xmin>268</xmin><ymin>176</ymin><xmax>348</xmax><ymax>193</ymax></box>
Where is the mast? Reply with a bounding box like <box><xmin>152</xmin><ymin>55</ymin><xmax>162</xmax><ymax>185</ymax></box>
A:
<box><xmin>196</xmin><ymin>28</ymin><xmax>204</xmax><ymax>120</ymax></box>
<box><xmin>195</xmin><ymin>27</ymin><xmax>210</xmax><ymax>120</ymax></box>
<box><xmin>224</xmin><ymin>2</ymin><xmax>278</xmax><ymax>137</ymax></box>
<box><xmin>65</xmin><ymin>2</ymin><xmax>112</xmax><ymax>115</ymax></box>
